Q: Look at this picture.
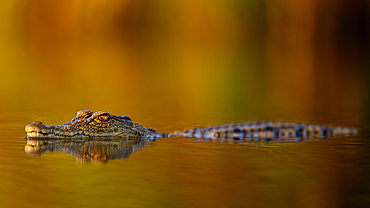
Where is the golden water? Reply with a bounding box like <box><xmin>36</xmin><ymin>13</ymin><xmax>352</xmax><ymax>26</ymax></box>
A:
<box><xmin>0</xmin><ymin>110</ymin><xmax>369</xmax><ymax>208</ymax></box>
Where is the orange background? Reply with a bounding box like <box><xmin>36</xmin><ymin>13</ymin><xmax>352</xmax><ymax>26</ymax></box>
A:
<box><xmin>0</xmin><ymin>0</ymin><xmax>368</xmax><ymax>131</ymax></box>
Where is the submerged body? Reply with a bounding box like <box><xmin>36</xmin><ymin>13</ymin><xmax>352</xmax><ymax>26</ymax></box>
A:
<box><xmin>25</xmin><ymin>110</ymin><xmax>358</xmax><ymax>139</ymax></box>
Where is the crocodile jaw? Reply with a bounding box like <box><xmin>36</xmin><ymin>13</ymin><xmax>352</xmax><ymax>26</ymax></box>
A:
<box><xmin>24</xmin><ymin>121</ymin><xmax>133</xmax><ymax>138</ymax></box>
<box><xmin>25</xmin><ymin>121</ymin><xmax>86</xmax><ymax>138</ymax></box>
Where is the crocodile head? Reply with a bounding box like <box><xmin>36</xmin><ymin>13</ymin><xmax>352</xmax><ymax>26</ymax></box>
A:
<box><xmin>25</xmin><ymin>110</ymin><xmax>161</xmax><ymax>138</ymax></box>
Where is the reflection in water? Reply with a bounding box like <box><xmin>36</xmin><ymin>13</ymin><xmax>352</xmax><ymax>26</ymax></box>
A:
<box><xmin>24</xmin><ymin>134</ymin><xmax>347</xmax><ymax>163</ymax></box>
<box><xmin>25</xmin><ymin>137</ymin><xmax>156</xmax><ymax>164</ymax></box>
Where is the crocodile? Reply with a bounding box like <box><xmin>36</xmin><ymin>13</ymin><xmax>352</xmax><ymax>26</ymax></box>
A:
<box><xmin>25</xmin><ymin>110</ymin><xmax>358</xmax><ymax>140</ymax></box>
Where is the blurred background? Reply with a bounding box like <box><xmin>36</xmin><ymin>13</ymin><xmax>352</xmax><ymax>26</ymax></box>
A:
<box><xmin>1</xmin><ymin>2</ymin><xmax>369</xmax><ymax>207</ymax></box>
<box><xmin>0</xmin><ymin>0</ymin><xmax>369</xmax><ymax>131</ymax></box>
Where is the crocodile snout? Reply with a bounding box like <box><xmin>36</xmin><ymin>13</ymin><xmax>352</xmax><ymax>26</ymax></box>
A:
<box><xmin>25</xmin><ymin>121</ymin><xmax>44</xmax><ymax>132</ymax></box>
<box><xmin>25</xmin><ymin>121</ymin><xmax>52</xmax><ymax>137</ymax></box>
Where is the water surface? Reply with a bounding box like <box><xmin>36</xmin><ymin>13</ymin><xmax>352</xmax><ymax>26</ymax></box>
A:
<box><xmin>1</xmin><ymin>115</ymin><xmax>369</xmax><ymax>208</ymax></box>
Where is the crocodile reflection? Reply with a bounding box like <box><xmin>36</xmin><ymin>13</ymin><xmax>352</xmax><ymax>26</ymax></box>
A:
<box><xmin>24</xmin><ymin>136</ymin><xmax>324</xmax><ymax>164</ymax></box>
<box><xmin>25</xmin><ymin>137</ymin><xmax>156</xmax><ymax>163</ymax></box>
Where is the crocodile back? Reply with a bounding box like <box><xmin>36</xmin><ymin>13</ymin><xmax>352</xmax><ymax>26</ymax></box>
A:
<box><xmin>170</xmin><ymin>121</ymin><xmax>358</xmax><ymax>140</ymax></box>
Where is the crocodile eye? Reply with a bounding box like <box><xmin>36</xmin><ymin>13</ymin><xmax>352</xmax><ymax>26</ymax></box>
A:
<box><xmin>98</xmin><ymin>113</ymin><xmax>110</xmax><ymax>122</ymax></box>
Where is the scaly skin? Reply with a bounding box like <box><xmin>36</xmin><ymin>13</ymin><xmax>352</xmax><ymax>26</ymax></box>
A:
<box><xmin>172</xmin><ymin>121</ymin><xmax>358</xmax><ymax>139</ymax></box>
<box><xmin>25</xmin><ymin>110</ymin><xmax>163</xmax><ymax>138</ymax></box>
<box><xmin>25</xmin><ymin>110</ymin><xmax>358</xmax><ymax>139</ymax></box>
